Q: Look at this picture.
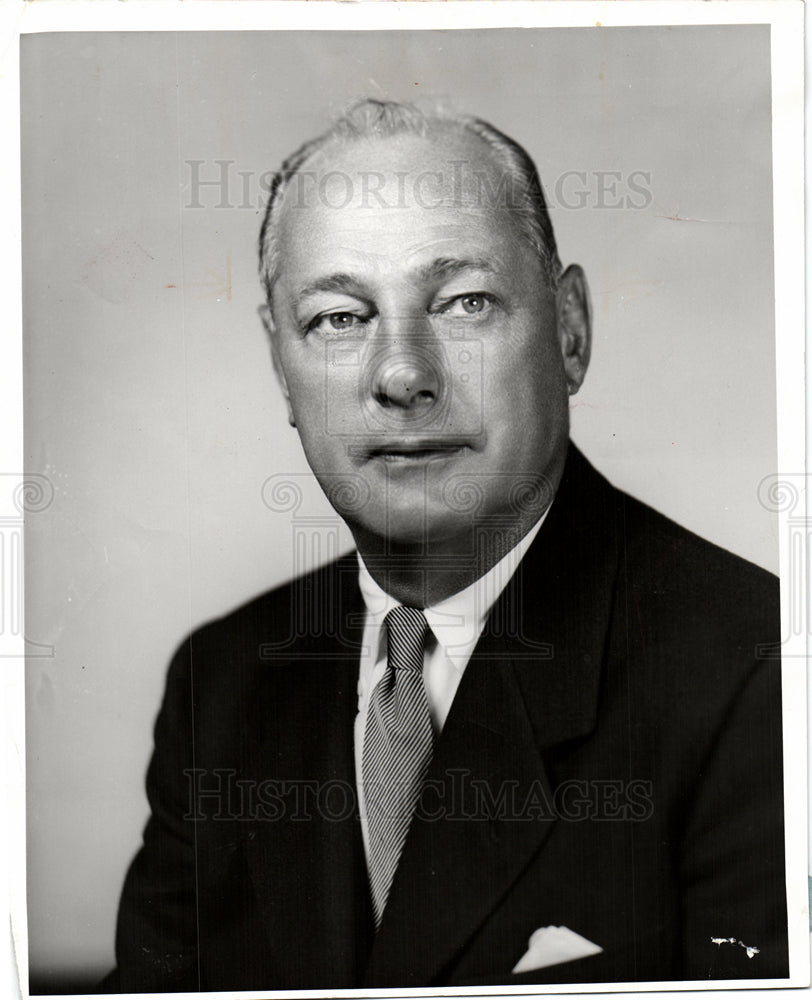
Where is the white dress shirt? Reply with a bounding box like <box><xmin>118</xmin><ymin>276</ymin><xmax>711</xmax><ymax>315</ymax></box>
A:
<box><xmin>354</xmin><ymin>511</ymin><xmax>550</xmax><ymax>862</ymax></box>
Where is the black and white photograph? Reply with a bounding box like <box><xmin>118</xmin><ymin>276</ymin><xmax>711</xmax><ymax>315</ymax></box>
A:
<box><xmin>8</xmin><ymin>3</ymin><xmax>807</xmax><ymax>997</ymax></box>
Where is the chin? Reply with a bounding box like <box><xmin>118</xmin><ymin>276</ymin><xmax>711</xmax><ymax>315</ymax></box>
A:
<box><xmin>350</xmin><ymin>506</ymin><xmax>473</xmax><ymax>553</ymax></box>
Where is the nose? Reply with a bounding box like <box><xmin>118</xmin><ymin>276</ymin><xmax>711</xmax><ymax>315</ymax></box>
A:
<box><xmin>372</xmin><ymin>349</ymin><xmax>440</xmax><ymax>413</ymax></box>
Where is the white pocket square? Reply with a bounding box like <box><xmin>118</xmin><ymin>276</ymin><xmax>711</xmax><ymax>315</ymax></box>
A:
<box><xmin>512</xmin><ymin>925</ymin><xmax>603</xmax><ymax>974</ymax></box>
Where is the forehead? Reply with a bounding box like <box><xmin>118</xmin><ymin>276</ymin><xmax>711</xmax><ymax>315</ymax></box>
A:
<box><xmin>274</xmin><ymin>129</ymin><xmax>533</xmax><ymax>285</ymax></box>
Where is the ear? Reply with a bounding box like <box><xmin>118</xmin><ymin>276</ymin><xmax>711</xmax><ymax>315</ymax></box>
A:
<box><xmin>259</xmin><ymin>303</ymin><xmax>296</xmax><ymax>427</ymax></box>
<box><xmin>555</xmin><ymin>264</ymin><xmax>592</xmax><ymax>395</ymax></box>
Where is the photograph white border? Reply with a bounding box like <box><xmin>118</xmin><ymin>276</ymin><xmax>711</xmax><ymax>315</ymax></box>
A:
<box><xmin>1</xmin><ymin>2</ymin><xmax>806</xmax><ymax>998</ymax></box>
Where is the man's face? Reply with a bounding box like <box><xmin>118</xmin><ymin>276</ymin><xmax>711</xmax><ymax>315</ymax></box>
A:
<box><xmin>266</xmin><ymin>129</ymin><xmax>590</xmax><ymax>551</ymax></box>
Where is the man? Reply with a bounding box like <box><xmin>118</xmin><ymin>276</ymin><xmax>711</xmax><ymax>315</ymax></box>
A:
<box><xmin>107</xmin><ymin>100</ymin><xmax>788</xmax><ymax>991</ymax></box>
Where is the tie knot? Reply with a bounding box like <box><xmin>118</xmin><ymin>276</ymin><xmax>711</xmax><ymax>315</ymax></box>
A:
<box><xmin>384</xmin><ymin>606</ymin><xmax>428</xmax><ymax>673</ymax></box>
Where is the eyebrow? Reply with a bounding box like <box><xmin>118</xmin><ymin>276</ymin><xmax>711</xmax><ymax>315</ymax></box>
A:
<box><xmin>416</xmin><ymin>257</ymin><xmax>501</xmax><ymax>284</ymax></box>
<box><xmin>293</xmin><ymin>257</ymin><xmax>501</xmax><ymax>307</ymax></box>
<box><xmin>294</xmin><ymin>273</ymin><xmax>365</xmax><ymax>304</ymax></box>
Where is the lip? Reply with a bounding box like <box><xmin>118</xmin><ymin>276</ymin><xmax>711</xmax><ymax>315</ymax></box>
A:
<box><xmin>363</xmin><ymin>439</ymin><xmax>469</xmax><ymax>462</ymax></box>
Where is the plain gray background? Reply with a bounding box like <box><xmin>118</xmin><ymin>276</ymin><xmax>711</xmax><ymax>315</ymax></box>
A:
<box><xmin>22</xmin><ymin>26</ymin><xmax>776</xmax><ymax>985</ymax></box>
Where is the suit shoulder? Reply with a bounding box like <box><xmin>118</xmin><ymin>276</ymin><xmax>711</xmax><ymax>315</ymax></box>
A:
<box><xmin>617</xmin><ymin>487</ymin><xmax>777</xmax><ymax>601</ymax></box>
<box><xmin>565</xmin><ymin>446</ymin><xmax>777</xmax><ymax>611</ymax></box>
<box><xmin>579</xmin><ymin>468</ymin><xmax>783</xmax><ymax>738</ymax></box>
<box><xmin>176</xmin><ymin>551</ymin><xmax>359</xmax><ymax>661</ymax></box>
<box><xmin>600</xmin><ymin>483</ymin><xmax>780</xmax><ymax>680</ymax></box>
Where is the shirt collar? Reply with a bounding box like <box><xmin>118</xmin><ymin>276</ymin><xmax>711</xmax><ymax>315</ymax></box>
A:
<box><xmin>356</xmin><ymin>506</ymin><xmax>550</xmax><ymax>671</ymax></box>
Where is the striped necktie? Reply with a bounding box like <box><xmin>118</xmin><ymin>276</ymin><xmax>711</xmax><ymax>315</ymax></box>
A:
<box><xmin>362</xmin><ymin>605</ymin><xmax>434</xmax><ymax>930</ymax></box>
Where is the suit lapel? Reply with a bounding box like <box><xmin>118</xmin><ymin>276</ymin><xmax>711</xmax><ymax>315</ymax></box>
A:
<box><xmin>363</xmin><ymin>625</ymin><xmax>555</xmax><ymax>987</ymax></box>
<box><xmin>242</xmin><ymin>557</ymin><xmax>374</xmax><ymax>986</ymax></box>
<box><xmin>364</xmin><ymin>445</ymin><xmax>624</xmax><ymax>987</ymax></box>
<box><xmin>507</xmin><ymin>444</ymin><xmax>623</xmax><ymax>752</ymax></box>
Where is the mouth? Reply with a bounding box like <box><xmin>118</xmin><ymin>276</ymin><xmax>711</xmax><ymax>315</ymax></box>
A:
<box><xmin>361</xmin><ymin>439</ymin><xmax>469</xmax><ymax>463</ymax></box>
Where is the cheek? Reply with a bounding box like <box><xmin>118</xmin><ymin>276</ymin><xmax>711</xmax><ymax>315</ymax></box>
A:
<box><xmin>281</xmin><ymin>369</ymin><xmax>328</xmax><ymax>449</ymax></box>
<box><xmin>483</xmin><ymin>335</ymin><xmax>565</xmax><ymax>410</ymax></box>
<box><xmin>282</xmin><ymin>354</ymin><xmax>365</xmax><ymax>469</ymax></box>
<box><xmin>281</xmin><ymin>344</ymin><xmax>326</xmax><ymax>407</ymax></box>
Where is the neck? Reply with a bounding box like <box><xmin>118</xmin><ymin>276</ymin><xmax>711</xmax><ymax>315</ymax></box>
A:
<box><xmin>352</xmin><ymin>448</ymin><xmax>568</xmax><ymax>606</ymax></box>
<box><xmin>353</xmin><ymin>510</ymin><xmax>543</xmax><ymax>608</ymax></box>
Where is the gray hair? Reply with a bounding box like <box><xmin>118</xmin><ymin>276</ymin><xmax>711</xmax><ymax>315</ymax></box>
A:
<box><xmin>258</xmin><ymin>99</ymin><xmax>562</xmax><ymax>303</ymax></box>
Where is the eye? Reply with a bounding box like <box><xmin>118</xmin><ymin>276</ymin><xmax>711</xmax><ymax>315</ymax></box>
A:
<box><xmin>439</xmin><ymin>293</ymin><xmax>495</xmax><ymax>318</ymax></box>
<box><xmin>327</xmin><ymin>312</ymin><xmax>357</xmax><ymax>330</ymax></box>
<box><xmin>308</xmin><ymin>311</ymin><xmax>367</xmax><ymax>336</ymax></box>
<box><xmin>460</xmin><ymin>294</ymin><xmax>487</xmax><ymax>314</ymax></box>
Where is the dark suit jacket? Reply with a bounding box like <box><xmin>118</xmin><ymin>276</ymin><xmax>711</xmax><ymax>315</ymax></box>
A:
<box><xmin>107</xmin><ymin>445</ymin><xmax>788</xmax><ymax>991</ymax></box>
